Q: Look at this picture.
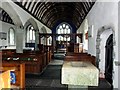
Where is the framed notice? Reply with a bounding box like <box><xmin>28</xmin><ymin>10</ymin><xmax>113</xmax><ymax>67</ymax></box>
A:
<box><xmin>0</xmin><ymin>32</ymin><xmax>7</xmax><ymax>40</ymax></box>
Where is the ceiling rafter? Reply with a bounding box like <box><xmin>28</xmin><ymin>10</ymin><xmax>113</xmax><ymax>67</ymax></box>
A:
<box><xmin>27</xmin><ymin>0</ymin><xmax>32</xmax><ymax>11</ymax></box>
<box><xmin>49</xmin><ymin>16</ymin><xmax>73</xmax><ymax>28</ymax></box>
<box><xmin>12</xmin><ymin>1</ymin><xmax>95</xmax><ymax>30</ymax></box>
<box><xmin>41</xmin><ymin>3</ymin><xmax>76</xmax><ymax>24</ymax></box>
<box><xmin>0</xmin><ymin>8</ymin><xmax>14</xmax><ymax>25</ymax></box>
<box><xmin>38</xmin><ymin>3</ymin><xmax>54</xmax><ymax>19</ymax></box>
<box><xmin>31</xmin><ymin>1</ymin><xmax>39</xmax><ymax>14</ymax></box>
<box><xmin>30</xmin><ymin>1</ymin><xmax>36</xmax><ymax>13</ymax></box>
<box><xmin>32</xmin><ymin>2</ymin><xmax>42</xmax><ymax>15</ymax></box>
<box><xmin>48</xmin><ymin>13</ymin><xmax>73</xmax><ymax>26</ymax></box>
<box><xmin>35</xmin><ymin>2</ymin><xmax>46</xmax><ymax>17</ymax></box>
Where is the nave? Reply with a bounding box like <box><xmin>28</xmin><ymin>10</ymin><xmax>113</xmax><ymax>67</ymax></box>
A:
<box><xmin>25</xmin><ymin>51</ymin><xmax>111</xmax><ymax>90</ymax></box>
<box><xmin>0</xmin><ymin>1</ymin><xmax>119</xmax><ymax>89</ymax></box>
<box><xmin>25</xmin><ymin>52</ymin><xmax>67</xmax><ymax>89</ymax></box>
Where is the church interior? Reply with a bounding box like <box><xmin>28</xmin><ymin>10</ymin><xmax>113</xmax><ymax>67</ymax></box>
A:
<box><xmin>0</xmin><ymin>0</ymin><xmax>120</xmax><ymax>90</ymax></box>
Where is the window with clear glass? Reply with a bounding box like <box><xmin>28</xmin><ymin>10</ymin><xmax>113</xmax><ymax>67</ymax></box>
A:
<box><xmin>8</xmin><ymin>28</ymin><xmax>15</xmax><ymax>45</ymax></box>
<box><xmin>26</xmin><ymin>25</ymin><xmax>35</xmax><ymax>43</ymax></box>
<box><xmin>57</xmin><ymin>23</ymin><xmax>71</xmax><ymax>41</ymax></box>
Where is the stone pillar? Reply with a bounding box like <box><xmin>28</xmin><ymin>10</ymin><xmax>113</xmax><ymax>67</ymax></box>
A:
<box><xmin>52</xmin><ymin>35</ymin><xmax>55</xmax><ymax>53</ymax></box>
<box><xmin>46</xmin><ymin>36</ymin><xmax>48</xmax><ymax>45</ymax></box>
<box><xmin>35</xmin><ymin>30</ymin><xmax>39</xmax><ymax>50</ymax></box>
<box><xmin>39</xmin><ymin>36</ymin><xmax>41</xmax><ymax>44</ymax></box>
<box><xmin>16</xmin><ymin>27</ymin><xmax>24</xmax><ymax>53</ymax></box>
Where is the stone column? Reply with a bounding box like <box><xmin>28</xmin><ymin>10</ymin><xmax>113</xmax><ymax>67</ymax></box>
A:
<box><xmin>16</xmin><ymin>27</ymin><xmax>24</xmax><ymax>53</ymax></box>
<box><xmin>35</xmin><ymin>30</ymin><xmax>39</xmax><ymax>50</ymax></box>
<box><xmin>46</xmin><ymin>36</ymin><xmax>48</xmax><ymax>46</ymax></box>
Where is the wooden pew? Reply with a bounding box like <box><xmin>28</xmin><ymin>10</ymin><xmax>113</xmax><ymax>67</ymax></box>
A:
<box><xmin>1</xmin><ymin>63</ymin><xmax>25</xmax><ymax>89</ymax></box>
<box><xmin>64</xmin><ymin>53</ymin><xmax>96</xmax><ymax>66</ymax></box>
<box><xmin>65</xmin><ymin>52</ymin><xmax>89</xmax><ymax>56</ymax></box>
<box><xmin>2</xmin><ymin>48</ymin><xmax>53</xmax><ymax>74</ymax></box>
<box><xmin>3</xmin><ymin>52</ymin><xmax>43</xmax><ymax>73</ymax></box>
<box><xmin>0</xmin><ymin>70</ymin><xmax>11</xmax><ymax>89</ymax></box>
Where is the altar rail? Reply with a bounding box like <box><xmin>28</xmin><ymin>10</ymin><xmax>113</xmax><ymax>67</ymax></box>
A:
<box><xmin>65</xmin><ymin>53</ymin><xmax>96</xmax><ymax>66</ymax></box>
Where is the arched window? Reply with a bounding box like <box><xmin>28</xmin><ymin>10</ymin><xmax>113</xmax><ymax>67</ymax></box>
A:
<box><xmin>56</xmin><ymin>23</ymin><xmax>71</xmax><ymax>41</ymax></box>
<box><xmin>8</xmin><ymin>28</ymin><xmax>15</xmax><ymax>45</ymax></box>
<box><xmin>26</xmin><ymin>25</ymin><xmax>35</xmax><ymax>43</ymax></box>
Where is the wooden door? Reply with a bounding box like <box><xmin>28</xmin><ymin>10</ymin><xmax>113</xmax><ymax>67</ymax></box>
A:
<box><xmin>105</xmin><ymin>34</ymin><xmax>113</xmax><ymax>86</ymax></box>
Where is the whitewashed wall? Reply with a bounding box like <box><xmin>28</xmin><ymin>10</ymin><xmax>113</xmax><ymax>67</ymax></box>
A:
<box><xmin>77</xmin><ymin>19</ymin><xmax>88</xmax><ymax>51</ymax></box>
<box><xmin>1</xmin><ymin>0</ymin><xmax>52</xmax><ymax>49</ymax></box>
<box><xmin>0</xmin><ymin>21</ymin><xmax>16</xmax><ymax>49</ymax></box>
<box><xmin>5</xmin><ymin>0</ymin><xmax>51</xmax><ymax>33</ymax></box>
<box><xmin>7</xmin><ymin>1</ymin><xmax>51</xmax><ymax>45</ymax></box>
<box><xmin>77</xmin><ymin>1</ymin><xmax>119</xmax><ymax>89</ymax></box>
<box><xmin>118</xmin><ymin>1</ymin><xmax>120</xmax><ymax>90</ymax></box>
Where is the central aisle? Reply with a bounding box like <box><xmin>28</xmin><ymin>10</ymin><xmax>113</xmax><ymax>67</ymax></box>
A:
<box><xmin>25</xmin><ymin>52</ymin><xmax>67</xmax><ymax>90</ymax></box>
<box><xmin>25</xmin><ymin>51</ymin><xmax>112</xmax><ymax>90</ymax></box>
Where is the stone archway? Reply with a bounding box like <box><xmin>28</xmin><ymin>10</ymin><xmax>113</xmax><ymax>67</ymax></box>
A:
<box><xmin>96</xmin><ymin>26</ymin><xmax>115</xmax><ymax>68</ymax></box>
<box><xmin>2</xmin><ymin>2</ymin><xmax>23</xmax><ymax>27</ymax></box>
<box><xmin>40</xmin><ymin>26</ymin><xmax>47</xmax><ymax>45</ymax></box>
<box><xmin>41</xmin><ymin>26</ymin><xmax>47</xmax><ymax>33</ymax></box>
<box><xmin>24</xmin><ymin>18</ymin><xmax>39</xmax><ymax>50</ymax></box>
<box><xmin>1</xmin><ymin>1</ymin><xmax>24</xmax><ymax>53</ymax></box>
<box><xmin>24</xmin><ymin>18</ymin><xmax>39</xmax><ymax>31</ymax></box>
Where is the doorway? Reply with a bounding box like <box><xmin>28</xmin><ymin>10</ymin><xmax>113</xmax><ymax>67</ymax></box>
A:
<box><xmin>105</xmin><ymin>34</ymin><xmax>113</xmax><ymax>87</ymax></box>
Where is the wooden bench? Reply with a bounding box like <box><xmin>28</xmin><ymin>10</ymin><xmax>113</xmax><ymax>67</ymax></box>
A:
<box><xmin>65</xmin><ymin>53</ymin><xmax>96</xmax><ymax>66</ymax></box>
<box><xmin>0</xmin><ymin>70</ymin><xmax>11</xmax><ymax>89</ymax></box>
<box><xmin>2</xmin><ymin>53</ymin><xmax>42</xmax><ymax>73</ymax></box>
<box><xmin>66</xmin><ymin>52</ymin><xmax>89</xmax><ymax>56</ymax></box>
<box><xmin>2</xmin><ymin>49</ymin><xmax>53</xmax><ymax>74</ymax></box>
<box><xmin>1</xmin><ymin>63</ymin><xmax>25</xmax><ymax>88</ymax></box>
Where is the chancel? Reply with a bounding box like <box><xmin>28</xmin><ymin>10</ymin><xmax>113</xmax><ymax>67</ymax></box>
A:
<box><xmin>0</xmin><ymin>0</ymin><xmax>120</xmax><ymax>90</ymax></box>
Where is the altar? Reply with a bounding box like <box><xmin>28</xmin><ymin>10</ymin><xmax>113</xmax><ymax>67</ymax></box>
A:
<box><xmin>61</xmin><ymin>61</ymin><xmax>99</xmax><ymax>89</ymax></box>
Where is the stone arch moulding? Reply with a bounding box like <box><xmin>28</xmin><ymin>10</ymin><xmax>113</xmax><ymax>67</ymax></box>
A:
<box><xmin>96</xmin><ymin>25</ymin><xmax>116</xmax><ymax>68</ymax></box>
<box><xmin>2</xmin><ymin>2</ymin><xmax>23</xmax><ymax>28</ymax></box>
<box><xmin>41</xmin><ymin>26</ymin><xmax>47</xmax><ymax>33</ymax></box>
<box><xmin>24</xmin><ymin>18</ymin><xmax>39</xmax><ymax>31</ymax></box>
<box><xmin>24</xmin><ymin>18</ymin><xmax>39</xmax><ymax>43</ymax></box>
<box><xmin>24</xmin><ymin>18</ymin><xmax>39</xmax><ymax>50</ymax></box>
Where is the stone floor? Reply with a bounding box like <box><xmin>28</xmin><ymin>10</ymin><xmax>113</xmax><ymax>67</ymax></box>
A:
<box><xmin>25</xmin><ymin>52</ymin><xmax>112</xmax><ymax>90</ymax></box>
<box><xmin>26</xmin><ymin>61</ymin><xmax>67</xmax><ymax>90</ymax></box>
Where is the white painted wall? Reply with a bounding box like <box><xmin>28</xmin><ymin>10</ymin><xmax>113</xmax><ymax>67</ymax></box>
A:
<box><xmin>77</xmin><ymin>19</ymin><xmax>88</xmax><ymax>51</ymax></box>
<box><xmin>1</xmin><ymin>0</ymin><xmax>52</xmax><ymax>49</ymax></box>
<box><xmin>3</xmin><ymin>0</ymin><xmax>51</xmax><ymax>33</ymax></box>
<box><xmin>8</xmin><ymin>0</ymin><xmax>52</xmax><ymax>47</ymax></box>
<box><xmin>87</xmin><ymin>2</ymin><xmax>118</xmax><ymax>56</ymax></box>
<box><xmin>118</xmin><ymin>1</ymin><xmax>120</xmax><ymax>90</ymax></box>
<box><xmin>77</xmin><ymin>1</ymin><xmax>119</xmax><ymax>89</ymax></box>
<box><xmin>0</xmin><ymin>21</ymin><xmax>16</xmax><ymax>49</ymax></box>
